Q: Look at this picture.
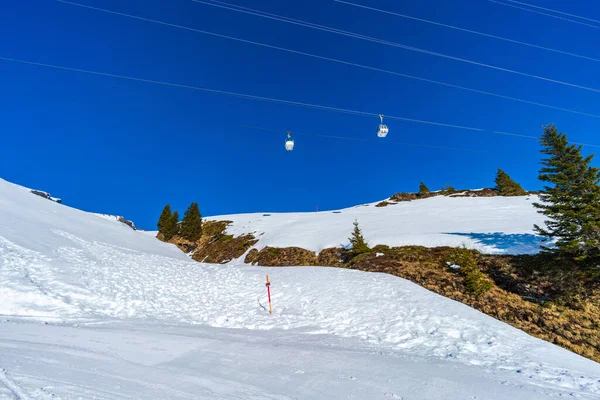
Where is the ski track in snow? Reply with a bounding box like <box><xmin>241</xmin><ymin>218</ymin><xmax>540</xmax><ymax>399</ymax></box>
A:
<box><xmin>0</xmin><ymin>369</ymin><xmax>34</xmax><ymax>400</ymax></box>
<box><xmin>0</xmin><ymin>177</ymin><xmax>599</xmax><ymax>398</ymax></box>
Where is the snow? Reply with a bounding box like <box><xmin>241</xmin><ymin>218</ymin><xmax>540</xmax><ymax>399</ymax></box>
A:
<box><xmin>0</xmin><ymin>177</ymin><xmax>599</xmax><ymax>399</ymax></box>
<box><xmin>207</xmin><ymin>195</ymin><xmax>546</xmax><ymax>255</ymax></box>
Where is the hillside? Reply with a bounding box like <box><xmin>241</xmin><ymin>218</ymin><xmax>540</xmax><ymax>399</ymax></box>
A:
<box><xmin>206</xmin><ymin>192</ymin><xmax>546</xmax><ymax>256</ymax></box>
<box><xmin>0</xmin><ymin>177</ymin><xmax>599</xmax><ymax>399</ymax></box>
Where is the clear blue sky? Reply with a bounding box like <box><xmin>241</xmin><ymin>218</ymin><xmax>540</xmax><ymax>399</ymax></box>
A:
<box><xmin>2</xmin><ymin>0</ymin><xmax>600</xmax><ymax>230</ymax></box>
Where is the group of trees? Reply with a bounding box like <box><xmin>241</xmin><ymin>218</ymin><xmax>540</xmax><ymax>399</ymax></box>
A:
<box><xmin>418</xmin><ymin>124</ymin><xmax>600</xmax><ymax>266</ymax></box>
<box><xmin>157</xmin><ymin>202</ymin><xmax>203</xmax><ymax>241</ymax></box>
<box><xmin>351</xmin><ymin>123</ymin><xmax>600</xmax><ymax>269</ymax></box>
<box><xmin>418</xmin><ymin>169</ymin><xmax>526</xmax><ymax>197</ymax></box>
<box><xmin>156</xmin><ymin>124</ymin><xmax>599</xmax><ymax>269</ymax></box>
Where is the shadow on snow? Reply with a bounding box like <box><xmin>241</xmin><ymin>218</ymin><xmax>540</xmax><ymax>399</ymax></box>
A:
<box><xmin>446</xmin><ymin>232</ymin><xmax>544</xmax><ymax>255</ymax></box>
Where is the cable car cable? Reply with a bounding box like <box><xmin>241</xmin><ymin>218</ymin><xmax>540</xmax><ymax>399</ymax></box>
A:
<box><xmin>488</xmin><ymin>0</ymin><xmax>600</xmax><ymax>29</ymax></box>
<box><xmin>504</xmin><ymin>0</ymin><xmax>600</xmax><ymax>25</ymax></box>
<box><xmin>54</xmin><ymin>0</ymin><xmax>600</xmax><ymax>116</ymax></box>
<box><xmin>0</xmin><ymin>55</ymin><xmax>485</xmax><ymax>132</ymax></box>
<box><xmin>8</xmin><ymin>55</ymin><xmax>600</xmax><ymax>147</ymax></box>
<box><xmin>182</xmin><ymin>0</ymin><xmax>600</xmax><ymax>93</ymax></box>
<box><xmin>332</xmin><ymin>0</ymin><xmax>600</xmax><ymax>63</ymax></box>
<box><xmin>3</xmin><ymin>87</ymin><xmax>493</xmax><ymax>153</ymax></box>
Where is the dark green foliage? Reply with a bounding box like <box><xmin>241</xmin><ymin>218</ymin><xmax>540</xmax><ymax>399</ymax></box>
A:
<box><xmin>533</xmin><ymin>124</ymin><xmax>600</xmax><ymax>263</ymax></box>
<box><xmin>419</xmin><ymin>181</ymin><xmax>430</xmax><ymax>195</ymax></box>
<box><xmin>448</xmin><ymin>248</ymin><xmax>492</xmax><ymax>296</ymax></box>
<box><xmin>444</xmin><ymin>184</ymin><xmax>456</xmax><ymax>194</ymax></box>
<box><xmin>181</xmin><ymin>202</ymin><xmax>203</xmax><ymax>242</ymax></box>
<box><xmin>495</xmin><ymin>169</ymin><xmax>527</xmax><ymax>196</ymax></box>
<box><xmin>163</xmin><ymin>211</ymin><xmax>179</xmax><ymax>241</ymax></box>
<box><xmin>348</xmin><ymin>219</ymin><xmax>370</xmax><ymax>256</ymax></box>
<box><xmin>157</xmin><ymin>204</ymin><xmax>172</xmax><ymax>233</ymax></box>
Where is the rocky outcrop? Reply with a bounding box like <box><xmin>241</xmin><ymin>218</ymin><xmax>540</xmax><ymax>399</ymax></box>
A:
<box><xmin>117</xmin><ymin>216</ymin><xmax>136</xmax><ymax>230</ymax></box>
<box><xmin>30</xmin><ymin>189</ymin><xmax>62</xmax><ymax>203</ymax></box>
<box><xmin>383</xmin><ymin>188</ymin><xmax>520</xmax><ymax>205</ymax></box>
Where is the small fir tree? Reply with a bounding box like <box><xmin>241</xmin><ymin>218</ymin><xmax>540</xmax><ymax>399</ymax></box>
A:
<box><xmin>157</xmin><ymin>204</ymin><xmax>172</xmax><ymax>233</ymax></box>
<box><xmin>495</xmin><ymin>169</ymin><xmax>527</xmax><ymax>196</ymax></box>
<box><xmin>348</xmin><ymin>219</ymin><xmax>370</xmax><ymax>256</ymax></box>
<box><xmin>418</xmin><ymin>181</ymin><xmax>431</xmax><ymax>196</ymax></box>
<box><xmin>445</xmin><ymin>184</ymin><xmax>456</xmax><ymax>194</ymax></box>
<box><xmin>447</xmin><ymin>248</ymin><xmax>492</xmax><ymax>297</ymax></box>
<box><xmin>181</xmin><ymin>202</ymin><xmax>203</xmax><ymax>241</ymax></box>
<box><xmin>533</xmin><ymin>124</ymin><xmax>600</xmax><ymax>262</ymax></box>
<box><xmin>163</xmin><ymin>210</ymin><xmax>179</xmax><ymax>240</ymax></box>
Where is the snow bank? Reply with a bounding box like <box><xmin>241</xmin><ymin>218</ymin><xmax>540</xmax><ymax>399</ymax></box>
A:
<box><xmin>22</xmin><ymin>181</ymin><xmax>544</xmax><ymax>257</ymax></box>
<box><xmin>0</xmin><ymin>177</ymin><xmax>598</xmax><ymax>397</ymax></box>
<box><xmin>207</xmin><ymin>195</ymin><xmax>546</xmax><ymax>255</ymax></box>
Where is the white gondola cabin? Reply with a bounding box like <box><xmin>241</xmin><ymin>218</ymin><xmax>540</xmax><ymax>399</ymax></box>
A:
<box><xmin>285</xmin><ymin>131</ymin><xmax>295</xmax><ymax>151</ymax></box>
<box><xmin>377</xmin><ymin>114</ymin><xmax>389</xmax><ymax>138</ymax></box>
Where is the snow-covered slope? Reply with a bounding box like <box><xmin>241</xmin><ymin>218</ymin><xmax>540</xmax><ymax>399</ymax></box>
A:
<box><xmin>208</xmin><ymin>195</ymin><xmax>547</xmax><ymax>255</ymax></box>
<box><xmin>0</xmin><ymin>177</ymin><xmax>599</xmax><ymax>399</ymax></box>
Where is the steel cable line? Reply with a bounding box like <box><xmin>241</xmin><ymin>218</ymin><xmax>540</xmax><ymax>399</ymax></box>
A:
<box><xmin>489</xmin><ymin>0</ymin><xmax>600</xmax><ymax>29</ymax></box>
<box><xmin>332</xmin><ymin>0</ymin><xmax>600</xmax><ymax>63</ymax></box>
<box><xmin>53</xmin><ymin>0</ymin><xmax>600</xmax><ymax>120</ymax></box>
<box><xmin>506</xmin><ymin>0</ymin><xmax>600</xmax><ymax>25</ymax></box>
<box><xmin>4</xmin><ymin>61</ymin><xmax>600</xmax><ymax>148</ymax></box>
<box><xmin>0</xmin><ymin>55</ymin><xmax>486</xmax><ymax>132</ymax></box>
<box><xmin>180</xmin><ymin>0</ymin><xmax>600</xmax><ymax>93</ymax></box>
<box><xmin>19</xmin><ymin>86</ymin><xmax>600</xmax><ymax>149</ymax></box>
<box><xmin>4</xmin><ymin>88</ymin><xmax>491</xmax><ymax>153</ymax></box>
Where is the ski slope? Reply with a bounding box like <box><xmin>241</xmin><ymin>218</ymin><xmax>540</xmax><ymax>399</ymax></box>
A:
<box><xmin>208</xmin><ymin>195</ymin><xmax>547</xmax><ymax>255</ymax></box>
<box><xmin>0</xmin><ymin>177</ymin><xmax>599</xmax><ymax>399</ymax></box>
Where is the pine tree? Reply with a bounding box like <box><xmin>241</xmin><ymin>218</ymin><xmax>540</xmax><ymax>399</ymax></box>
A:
<box><xmin>533</xmin><ymin>124</ymin><xmax>600</xmax><ymax>262</ymax></box>
<box><xmin>181</xmin><ymin>202</ymin><xmax>203</xmax><ymax>241</ymax></box>
<box><xmin>348</xmin><ymin>219</ymin><xmax>370</xmax><ymax>256</ymax></box>
<box><xmin>495</xmin><ymin>169</ymin><xmax>527</xmax><ymax>196</ymax></box>
<box><xmin>419</xmin><ymin>181</ymin><xmax>430</xmax><ymax>196</ymax></box>
<box><xmin>445</xmin><ymin>184</ymin><xmax>456</xmax><ymax>194</ymax></box>
<box><xmin>163</xmin><ymin>211</ymin><xmax>179</xmax><ymax>241</ymax></box>
<box><xmin>157</xmin><ymin>204</ymin><xmax>172</xmax><ymax>233</ymax></box>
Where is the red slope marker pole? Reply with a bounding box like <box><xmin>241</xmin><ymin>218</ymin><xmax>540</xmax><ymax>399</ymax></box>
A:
<box><xmin>266</xmin><ymin>274</ymin><xmax>272</xmax><ymax>315</ymax></box>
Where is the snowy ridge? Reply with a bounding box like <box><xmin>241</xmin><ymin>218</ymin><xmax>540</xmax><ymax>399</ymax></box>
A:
<box><xmin>0</xmin><ymin>177</ymin><xmax>599</xmax><ymax>398</ymax></box>
<box><xmin>208</xmin><ymin>195</ymin><xmax>546</xmax><ymax>255</ymax></box>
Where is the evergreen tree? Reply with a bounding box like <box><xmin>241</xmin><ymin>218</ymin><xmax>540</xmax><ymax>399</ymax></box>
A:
<box><xmin>163</xmin><ymin>211</ymin><xmax>179</xmax><ymax>241</ymax></box>
<box><xmin>448</xmin><ymin>248</ymin><xmax>492</xmax><ymax>296</ymax></box>
<box><xmin>495</xmin><ymin>169</ymin><xmax>527</xmax><ymax>196</ymax></box>
<box><xmin>157</xmin><ymin>204</ymin><xmax>172</xmax><ymax>233</ymax></box>
<box><xmin>181</xmin><ymin>202</ymin><xmax>203</xmax><ymax>241</ymax></box>
<box><xmin>418</xmin><ymin>181</ymin><xmax>430</xmax><ymax>195</ymax></box>
<box><xmin>533</xmin><ymin>124</ymin><xmax>600</xmax><ymax>261</ymax></box>
<box><xmin>348</xmin><ymin>219</ymin><xmax>370</xmax><ymax>256</ymax></box>
<box><xmin>445</xmin><ymin>184</ymin><xmax>456</xmax><ymax>194</ymax></box>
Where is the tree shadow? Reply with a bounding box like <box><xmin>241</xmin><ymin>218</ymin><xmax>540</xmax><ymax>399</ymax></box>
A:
<box><xmin>447</xmin><ymin>232</ymin><xmax>544</xmax><ymax>254</ymax></box>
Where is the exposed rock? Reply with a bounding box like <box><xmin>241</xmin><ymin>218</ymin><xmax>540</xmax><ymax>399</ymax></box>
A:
<box><xmin>449</xmin><ymin>188</ymin><xmax>497</xmax><ymax>197</ymax></box>
<box><xmin>30</xmin><ymin>189</ymin><xmax>62</xmax><ymax>203</ymax></box>
<box><xmin>389</xmin><ymin>192</ymin><xmax>418</xmax><ymax>202</ymax></box>
<box><xmin>117</xmin><ymin>216</ymin><xmax>136</xmax><ymax>230</ymax></box>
